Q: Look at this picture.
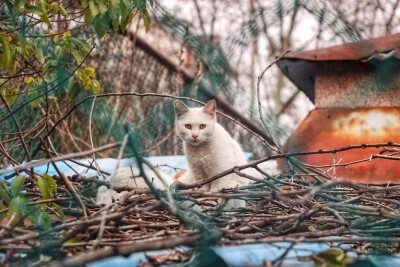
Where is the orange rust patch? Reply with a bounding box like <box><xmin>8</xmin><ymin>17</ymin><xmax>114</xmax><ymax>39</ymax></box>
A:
<box><xmin>279</xmin><ymin>107</ymin><xmax>400</xmax><ymax>184</ymax></box>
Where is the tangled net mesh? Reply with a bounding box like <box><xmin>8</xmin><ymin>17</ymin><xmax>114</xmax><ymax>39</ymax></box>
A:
<box><xmin>1</xmin><ymin>2</ymin><xmax>400</xmax><ymax>266</ymax></box>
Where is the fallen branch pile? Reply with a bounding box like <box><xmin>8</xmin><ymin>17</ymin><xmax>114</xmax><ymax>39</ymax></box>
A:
<box><xmin>2</xmin><ymin>143</ymin><xmax>400</xmax><ymax>266</ymax></box>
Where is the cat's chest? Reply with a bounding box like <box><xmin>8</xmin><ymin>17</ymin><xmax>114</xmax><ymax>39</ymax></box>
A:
<box><xmin>185</xmin><ymin>146</ymin><xmax>227</xmax><ymax>177</ymax></box>
<box><xmin>187</xmin><ymin>148</ymin><xmax>214</xmax><ymax>167</ymax></box>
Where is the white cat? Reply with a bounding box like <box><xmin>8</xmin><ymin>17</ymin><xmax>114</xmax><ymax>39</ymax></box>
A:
<box><xmin>175</xmin><ymin>100</ymin><xmax>249</xmax><ymax>208</ymax></box>
<box><xmin>96</xmin><ymin>99</ymin><xmax>281</xmax><ymax>207</ymax></box>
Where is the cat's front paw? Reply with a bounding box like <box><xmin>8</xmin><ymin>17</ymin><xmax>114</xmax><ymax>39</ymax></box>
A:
<box><xmin>170</xmin><ymin>180</ymin><xmax>188</xmax><ymax>191</ymax></box>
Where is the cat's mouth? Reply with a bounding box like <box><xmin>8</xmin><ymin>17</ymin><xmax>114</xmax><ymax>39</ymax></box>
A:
<box><xmin>190</xmin><ymin>139</ymin><xmax>202</xmax><ymax>145</ymax></box>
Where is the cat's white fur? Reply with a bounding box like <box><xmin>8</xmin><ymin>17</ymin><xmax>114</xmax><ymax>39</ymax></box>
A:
<box><xmin>96</xmin><ymin>167</ymin><xmax>174</xmax><ymax>205</ymax></box>
<box><xmin>175</xmin><ymin>100</ymin><xmax>249</xmax><ymax>208</ymax></box>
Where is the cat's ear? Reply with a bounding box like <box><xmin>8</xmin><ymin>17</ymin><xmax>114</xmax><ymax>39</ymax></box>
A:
<box><xmin>203</xmin><ymin>100</ymin><xmax>216</xmax><ymax>118</ymax></box>
<box><xmin>175</xmin><ymin>101</ymin><xmax>189</xmax><ymax>117</ymax></box>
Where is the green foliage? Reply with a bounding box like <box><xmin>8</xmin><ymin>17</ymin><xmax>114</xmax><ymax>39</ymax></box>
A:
<box><xmin>141</xmin><ymin>8</ymin><xmax>151</xmax><ymax>32</ymax></box>
<box><xmin>82</xmin><ymin>0</ymin><xmax>147</xmax><ymax>36</ymax></box>
<box><xmin>34</xmin><ymin>174</ymin><xmax>57</xmax><ymax>200</ymax></box>
<box><xmin>0</xmin><ymin>173</ymin><xmax>64</xmax><ymax>228</ymax></box>
<box><xmin>11</xmin><ymin>175</ymin><xmax>26</xmax><ymax>197</ymax></box>
<box><xmin>0</xmin><ymin>180</ymin><xmax>12</xmax><ymax>205</ymax></box>
<box><xmin>8</xmin><ymin>196</ymin><xmax>26</xmax><ymax>226</ymax></box>
<box><xmin>2</xmin><ymin>86</ymin><xmax>17</xmax><ymax>106</ymax></box>
<box><xmin>0</xmin><ymin>35</ymin><xmax>16</xmax><ymax>73</ymax></box>
<box><xmin>0</xmin><ymin>0</ymin><xmax>154</xmax><ymax>111</ymax></box>
<box><xmin>313</xmin><ymin>249</ymin><xmax>351</xmax><ymax>267</ymax></box>
<box><xmin>75</xmin><ymin>67</ymin><xmax>101</xmax><ymax>94</ymax></box>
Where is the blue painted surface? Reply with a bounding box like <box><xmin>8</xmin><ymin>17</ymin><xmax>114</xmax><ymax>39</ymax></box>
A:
<box><xmin>0</xmin><ymin>153</ymin><xmax>253</xmax><ymax>180</ymax></box>
<box><xmin>85</xmin><ymin>242</ymin><xmax>400</xmax><ymax>266</ymax></box>
<box><xmin>369</xmin><ymin>255</ymin><xmax>400</xmax><ymax>267</ymax></box>
<box><xmin>86</xmin><ymin>250</ymin><xmax>173</xmax><ymax>267</ymax></box>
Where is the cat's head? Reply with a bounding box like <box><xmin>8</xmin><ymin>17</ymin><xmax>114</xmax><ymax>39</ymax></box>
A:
<box><xmin>175</xmin><ymin>100</ymin><xmax>217</xmax><ymax>145</ymax></box>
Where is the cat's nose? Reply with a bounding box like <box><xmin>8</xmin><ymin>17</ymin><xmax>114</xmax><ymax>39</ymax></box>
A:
<box><xmin>192</xmin><ymin>134</ymin><xmax>198</xmax><ymax>139</ymax></box>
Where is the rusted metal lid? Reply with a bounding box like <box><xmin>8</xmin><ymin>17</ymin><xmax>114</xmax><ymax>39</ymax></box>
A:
<box><xmin>277</xmin><ymin>34</ymin><xmax>400</xmax><ymax>103</ymax></box>
<box><xmin>284</xmin><ymin>33</ymin><xmax>400</xmax><ymax>61</ymax></box>
<box><xmin>278</xmin><ymin>107</ymin><xmax>400</xmax><ymax>184</ymax></box>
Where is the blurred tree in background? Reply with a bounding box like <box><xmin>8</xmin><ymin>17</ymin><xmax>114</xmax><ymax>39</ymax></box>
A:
<box><xmin>0</xmin><ymin>0</ymin><xmax>153</xmax><ymax>161</ymax></box>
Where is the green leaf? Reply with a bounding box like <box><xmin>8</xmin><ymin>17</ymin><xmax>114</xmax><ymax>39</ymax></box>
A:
<box><xmin>120</xmin><ymin>12</ymin><xmax>134</xmax><ymax>33</ymax></box>
<box><xmin>98</xmin><ymin>2</ymin><xmax>108</xmax><ymax>14</ymax></box>
<box><xmin>26</xmin><ymin>5</ymin><xmax>44</xmax><ymax>16</ymax></box>
<box><xmin>33</xmin><ymin>37</ymin><xmax>40</xmax><ymax>48</ymax></box>
<box><xmin>8</xmin><ymin>196</ymin><xmax>26</xmax><ymax>226</ymax></box>
<box><xmin>141</xmin><ymin>8</ymin><xmax>151</xmax><ymax>32</ymax></box>
<box><xmin>54</xmin><ymin>45</ymin><xmax>63</xmax><ymax>58</ymax></box>
<box><xmin>40</xmin><ymin>0</ymin><xmax>49</xmax><ymax>15</ymax></box>
<box><xmin>43</xmin><ymin>60</ymin><xmax>51</xmax><ymax>74</ymax></box>
<box><xmin>84</xmin><ymin>8</ymin><xmax>94</xmax><ymax>27</ymax></box>
<box><xmin>94</xmin><ymin>13</ymin><xmax>109</xmax><ymax>38</ymax></box>
<box><xmin>54</xmin><ymin>34</ymin><xmax>60</xmax><ymax>43</ymax></box>
<box><xmin>91</xmin><ymin>79</ymin><xmax>100</xmax><ymax>94</ymax></box>
<box><xmin>0</xmin><ymin>181</ymin><xmax>11</xmax><ymax>205</ymax></box>
<box><xmin>30</xmin><ymin>98</ymin><xmax>40</xmax><ymax>109</ymax></box>
<box><xmin>30</xmin><ymin>208</ymin><xmax>52</xmax><ymax>228</ymax></box>
<box><xmin>42</xmin><ymin>174</ymin><xmax>57</xmax><ymax>194</ymax></box>
<box><xmin>89</xmin><ymin>1</ymin><xmax>99</xmax><ymax>16</ymax></box>
<box><xmin>136</xmin><ymin>0</ymin><xmax>146</xmax><ymax>8</ymax></box>
<box><xmin>59</xmin><ymin>6</ymin><xmax>69</xmax><ymax>17</ymax></box>
<box><xmin>49</xmin><ymin>4</ymin><xmax>59</xmax><ymax>15</ymax></box>
<box><xmin>120</xmin><ymin>0</ymin><xmax>130</xmax><ymax>20</ymax></box>
<box><xmin>11</xmin><ymin>175</ymin><xmax>25</xmax><ymax>198</ymax></box>
<box><xmin>63</xmin><ymin>237</ymin><xmax>82</xmax><ymax>245</ymax></box>
<box><xmin>63</xmin><ymin>76</ymin><xmax>75</xmax><ymax>92</ymax></box>
<box><xmin>149</xmin><ymin>0</ymin><xmax>154</xmax><ymax>7</ymax></box>
<box><xmin>4</xmin><ymin>87</ymin><xmax>17</xmax><ymax>106</ymax></box>
<box><xmin>77</xmin><ymin>39</ymin><xmax>92</xmax><ymax>52</ymax></box>
<box><xmin>40</xmin><ymin>13</ymin><xmax>52</xmax><ymax>28</ymax></box>
<box><xmin>110</xmin><ymin>1</ymin><xmax>120</xmax><ymax>31</ymax></box>
<box><xmin>314</xmin><ymin>249</ymin><xmax>351</xmax><ymax>267</ymax></box>
<box><xmin>71</xmin><ymin>47</ymin><xmax>85</xmax><ymax>63</ymax></box>
<box><xmin>86</xmin><ymin>67</ymin><xmax>95</xmax><ymax>77</ymax></box>
<box><xmin>14</xmin><ymin>0</ymin><xmax>25</xmax><ymax>12</ymax></box>
<box><xmin>53</xmin><ymin>203</ymin><xmax>66</xmax><ymax>222</ymax></box>
<box><xmin>0</xmin><ymin>36</ymin><xmax>15</xmax><ymax>72</ymax></box>
<box><xmin>25</xmin><ymin>77</ymin><xmax>34</xmax><ymax>85</ymax></box>
<box><xmin>38</xmin><ymin>209</ymin><xmax>52</xmax><ymax>228</ymax></box>
<box><xmin>81</xmin><ymin>0</ymin><xmax>89</xmax><ymax>8</ymax></box>
<box><xmin>36</xmin><ymin>45</ymin><xmax>45</xmax><ymax>64</ymax></box>
<box><xmin>38</xmin><ymin>177</ymin><xmax>52</xmax><ymax>199</ymax></box>
<box><xmin>68</xmin><ymin>83</ymin><xmax>81</xmax><ymax>101</ymax></box>
<box><xmin>64</xmin><ymin>31</ymin><xmax>71</xmax><ymax>38</ymax></box>
<box><xmin>0</xmin><ymin>201</ymin><xmax>6</xmax><ymax>223</ymax></box>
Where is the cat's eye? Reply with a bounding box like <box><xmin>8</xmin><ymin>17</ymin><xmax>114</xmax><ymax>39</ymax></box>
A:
<box><xmin>185</xmin><ymin>124</ymin><xmax>192</xmax><ymax>129</ymax></box>
<box><xmin>199</xmin><ymin>124</ymin><xmax>206</xmax><ymax>129</ymax></box>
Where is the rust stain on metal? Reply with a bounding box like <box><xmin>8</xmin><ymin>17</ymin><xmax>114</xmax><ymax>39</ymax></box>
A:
<box><xmin>314</xmin><ymin>60</ymin><xmax>400</xmax><ymax>108</ymax></box>
<box><xmin>279</xmin><ymin>108</ymin><xmax>400</xmax><ymax>184</ymax></box>
<box><xmin>284</xmin><ymin>33</ymin><xmax>400</xmax><ymax>61</ymax></box>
